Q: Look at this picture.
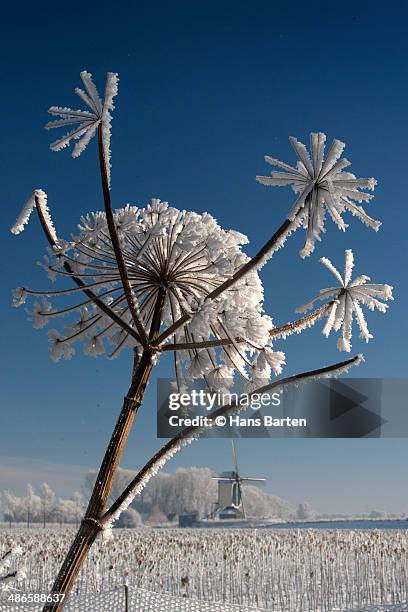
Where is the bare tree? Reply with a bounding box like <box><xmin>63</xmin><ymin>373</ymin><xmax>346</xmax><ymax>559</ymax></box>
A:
<box><xmin>10</xmin><ymin>71</ymin><xmax>393</xmax><ymax>610</ymax></box>
<box><xmin>39</xmin><ymin>483</ymin><xmax>56</xmax><ymax>529</ymax></box>
<box><xmin>1</xmin><ymin>492</ymin><xmax>20</xmax><ymax>528</ymax></box>
<box><xmin>115</xmin><ymin>507</ymin><xmax>142</xmax><ymax>528</ymax></box>
<box><xmin>55</xmin><ymin>496</ymin><xmax>83</xmax><ymax>526</ymax></box>
<box><xmin>23</xmin><ymin>485</ymin><xmax>41</xmax><ymax>529</ymax></box>
<box><xmin>83</xmin><ymin>468</ymin><xmax>136</xmax><ymax>506</ymax></box>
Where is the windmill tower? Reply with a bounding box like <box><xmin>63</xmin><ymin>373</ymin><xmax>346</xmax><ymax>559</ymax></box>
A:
<box><xmin>211</xmin><ymin>441</ymin><xmax>266</xmax><ymax>519</ymax></box>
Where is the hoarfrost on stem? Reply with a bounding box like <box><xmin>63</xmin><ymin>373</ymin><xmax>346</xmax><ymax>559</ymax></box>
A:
<box><xmin>296</xmin><ymin>249</ymin><xmax>394</xmax><ymax>352</ymax></box>
<box><xmin>11</xmin><ymin>189</ymin><xmax>57</xmax><ymax>242</ymax></box>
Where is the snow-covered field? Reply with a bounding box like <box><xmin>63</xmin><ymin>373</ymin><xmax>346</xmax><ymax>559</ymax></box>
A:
<box><xmin>1</xmin><ymin>528</ymin><xmax>407</xmax><ymax>611</ymax></box>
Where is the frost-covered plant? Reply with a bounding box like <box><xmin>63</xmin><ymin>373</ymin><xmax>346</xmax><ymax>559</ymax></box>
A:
<box><xmin>0</xmin><ymin>545</ymin><xmax>26</xmax><ymax>592</ymax></box>
<box><xmin>1</xmin><ymin>529</ymin><xmax>407</xmax><ymax>611</ymax></box>
<box><xmin>256</xmin><ymin>133</ymin><xmax>380</xmax><ymax>257</ymax></box>
<box><xmin>10</xmin><ymin>70</ymin><xmax>393</xmax><ymax>610</ymax></box>
<box><xmin>13</xmin><ymin>200</ymin><xmax>283</xmax><ymax>389</ymax></box>
<box><xmin>296</xmin><ymin>249</ymin><xmax>393</xmax><ymax>351</ymax></box>
<box><xmin>45</xmin><ymin>70</ymin><xmax>117</xmax><ymax>184</ymax></box>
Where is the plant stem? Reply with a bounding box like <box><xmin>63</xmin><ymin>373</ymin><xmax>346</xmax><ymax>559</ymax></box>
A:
<box><xmin>97</xmin><ymin>127</ymin><xmax>148</xmax><ymax>346</ymax></box>
<box><xmin>42</xmin><ymin>350</ymin><xmax>153</xmax><ymax>610</ymax></box>
<box><xmin>43</xmin><ymin>288</ymin><xmax>165</xmax><ymax>611</ymax></box>
<box><xmin>34</xmin><ymin>203</ymin><xmax>143</xmax><ymax>345</ymax></box>
<box><xmin>205</xmin><ymin>217</ymin><xmax>293</xmax><ymax>301</ymax></box>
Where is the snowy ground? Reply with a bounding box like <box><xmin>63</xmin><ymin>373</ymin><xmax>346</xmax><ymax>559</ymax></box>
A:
<box><xmin>1</xmin><ymin>528</ymin><xmax>407</xmax><ymax>611</ymax></box>
<box><xmin>337</xmin><ymin>607</ymin><xmax>408</xmax><ymax>612</ymax></box>
<box><xmin>1</xmin><ymin>588</ymin><xmax>407</xmax><ymax>612</ymax></box>
<box><xmin>1</xmin><ymin>586</ymin><xmax>264</xmax><ymax>611</ymax></box>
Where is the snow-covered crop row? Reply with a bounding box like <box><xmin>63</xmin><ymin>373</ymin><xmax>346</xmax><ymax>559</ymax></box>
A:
<box><xmin>1</xmin><ymin>528</ymin><xmax>407</xmax><ymax>611</ymax></box>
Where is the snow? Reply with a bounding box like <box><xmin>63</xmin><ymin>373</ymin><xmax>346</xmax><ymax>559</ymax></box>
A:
<box><xmin>0</xmin><ymin>587</ymin><xmax>406</xmax><ymax>612</ymax></box>
<box><xmin>0</xmin><ymin>587</ymin><xmax>266</xmax><ymax>611</ymax></box>
<box><xmin>1</xmin><ymin>528</ymin><xmax>407</xmax><ymax>611</ymax></box>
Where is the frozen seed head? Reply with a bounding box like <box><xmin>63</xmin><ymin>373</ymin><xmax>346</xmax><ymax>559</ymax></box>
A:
<box><xmin>296</xmin><ymin>249</ymin><xmax>393</xmax><ymax>352</ymax></box>
<box><xmin>45</xmin><ymin>71</ymin><xmax>119</xmax><ymax>186</ymax></box>
<box><xmin>13</xmin><ymin>199</ymin><xmax>284</xmax><ymax>391</ymax></box>
<box><xmin>257</xmin><ymin>133</ymin><xmax>380</xmax><ymax>258</ymax></box>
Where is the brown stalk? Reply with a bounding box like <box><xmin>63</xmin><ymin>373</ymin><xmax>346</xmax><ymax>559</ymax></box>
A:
<box><xmin>97</xmin><ymin>127</ymin><xmax>148</xmax><ymax>346</ymax></box>
<box><xmin>269</xmin><ymin>302</ymin><xmax>332</xmax><ymax>339</ymax></box>
<box><xmin>40</xmin><ymin>136</ymin><xmax>171</xmax><ymax>610</ymax></box>
<box><xmin>43</xmin><ymin>288</ymin><xmax>164</xmax><ymax>611</ymax></box>
<box><xmin>162</xmin><ymin>337</ymin><xmax>245</xmax><ymax>351</ymax></box>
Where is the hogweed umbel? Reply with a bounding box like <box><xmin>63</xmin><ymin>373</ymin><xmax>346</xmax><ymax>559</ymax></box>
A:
<box><xmin>296</xmin><ymin>249</ymin><xmax>393</xmax><ymax>352</ymax></box>
<box><xmin>256</xmin><ymin>133</ymin><xmax>380</xmax><ymax>257</ymax></box>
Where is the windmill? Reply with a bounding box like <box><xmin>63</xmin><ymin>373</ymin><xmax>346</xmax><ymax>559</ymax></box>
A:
<box><xmin>211</xmin><ymin>441</ymin><xmax>266</xmax><ymax>519</ymax></box>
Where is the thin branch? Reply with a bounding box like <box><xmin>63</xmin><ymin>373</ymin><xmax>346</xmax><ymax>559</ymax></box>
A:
<box><xmin>269</xmin><ymin>302</ymin><xmax>332</xmax><ymax>339</ymax></box>
<box><xmin>23</xmin><ymin>279</ymin><xmax>122</xmax><ymax>297</ymax></box>
<box><xmin>152</xmin><ymin>313</ymin><xmax>191</xmax><ymax>347</ymax></box>
<box><xmin>148</xmin><ymin>287</ymin><xmax>166</xmax><ymax>341</ymax></box>
<box><xmin>161</xmin><ymin>337</ymin><xmax>246</xmax><ymax>352</ymax></box>
<box><xmin>97</xmin><ymin>126</ymin><xmax>148</xmax><ymax>346</ymax></box>
<box><xmin>102</xmin><ymin>353</ymin><xmax>362</xmax><ymax>524</ymax></box>
<box><xmin>35</xmin><ymin>205</ymin><xmax>144</xmax><ymax>345</ymax></box>
<box><xmin>206</xmin><ymin>217</ymin><xmax>293</xmax><ymax>298</ymax></box>
<box><xmin>0</xmin><ymin>571</ymin><xmax>17</xmax><ymax>583</ymax></box>
<box><xmin>35</xmin><ymin>192</ymin><xmax>58</xmax><ymax>246</ymax></box>
<box><xmin>159</xmin><ymin>305</ymin><xmax>331</xmax><ymax>352</ymax></box>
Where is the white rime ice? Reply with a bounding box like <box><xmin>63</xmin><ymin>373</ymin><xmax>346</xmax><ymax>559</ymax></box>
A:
<box><xmin>101</xmin><ymin>73</ymin><xmax>119</xmax><ymax>186</ymax></box>
<box><xmin>45</xmin><ymin>70</ymin><xmax>119</xmax><ymax>186</ymax></box>
<box><xmin>13</xmin><ymin>200</ymin><xmax>285</xmax><ymax>388</ymax></box>
<box><xmin>296</xmin><ymin>249</ymin><xmax>393</xmax><ymax>352</ymax></box>
<box><xmin>10</xmin><ymin>192</ymin><xmax>36</xmax><ymax>234</ymax></box>
<box><xmin>256</xmin><ymin>133</ymin><xmax>380</xmax><ymax>257</ymax></box>
<box><xmin>0</xmin><ymin>543</ymin><xmax>26</xmax><ymax>591</ymax></box>
<box><xmin>11</xmin><ymin>189</ymin><xmax>57</xmax><ymax>242</ymax></box>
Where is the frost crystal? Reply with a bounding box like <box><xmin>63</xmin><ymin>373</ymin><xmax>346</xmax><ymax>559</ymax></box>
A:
<box><xmin>48</xmin><ymin>329</ymin><xmax>75</xmax><ymax>362</ymax></box>
<box><xmin>45</xmin><ymin>71</ymin><xmax>119</xmax><ymax>186</ymax></box>
<box><xmin>257</xmin><ymin>133</ymin><xmax>380</xmax><ymax>257</ymax></box>
<box><xmin>29</xmin><ymin>299</ymin><xmax>53</xmax><ymax>329</ymax></box>
<box><xmin>12</xmin><ymin>288</ymin><xmax>27</xmax><ymax>307</ymax></box>
<box><xmin>296</xmin><ymin>249</ymin><xmax>393</xmax><ymax>351</ymax></box>
<box><xmin>15</xmin><ymin>200</ymin><xmax>284</xmax><ymax>391</ymax></box>
<box><xmin>11</xmin><ymin>189</ymin><xmax>57</xmax><ymax>242</ymax></box>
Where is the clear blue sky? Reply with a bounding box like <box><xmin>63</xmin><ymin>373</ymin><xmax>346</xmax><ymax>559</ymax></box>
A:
<box><xmin>1</xmin><ymin>0</ymin><xmax>407</xmax><ymax>514</ymax></box>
